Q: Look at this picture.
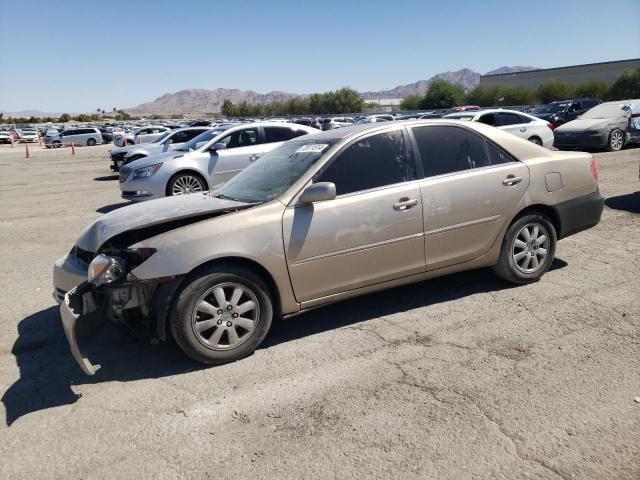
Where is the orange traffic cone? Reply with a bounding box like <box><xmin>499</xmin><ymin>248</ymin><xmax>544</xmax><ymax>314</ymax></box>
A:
<box><xmin>25</xmin><ymin>143</ymin><xmax>30</xmax><ymax>158</ymax></box>
<box><xmin>71</xmin><ymin>142</ymin><xmax>76</xmax><ymax>156</ymax></box>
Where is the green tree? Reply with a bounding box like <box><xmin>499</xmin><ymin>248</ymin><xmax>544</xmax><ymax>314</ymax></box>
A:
<box><xmin>220</xmin><ymin>99</ymin><xmax>236</xmax><ymax>117</ymax></box>
<box><xmin>498</xmin><ymin>86</ymin><xmax>534</xmax><ymax>105</ymax></box>
<box><xmin>59</xmin><ymin>113</ymin><xmax>71</xmax><ymax>122</ymax></box>
<box><xmin>573</xmin><ymin>80</ymin><xmax>609</xmax><ymax>99</ymax></box>
<box><xmin>419</xmin><ymin>80</ymin><xmax>466</xmax><ymax>109</ymax></box>
<box><xmin>536</xmin><ymin>79</ymin><xmax>575</xmax><ymax>103</ymax></box>
<box><xmin>400</xmin><ymin>94</ymin><xmax>423</xmax><ymax>110</ymax></box>
<box><xmin>608</xmin><ymin>68</ymin><xmax>640</xmax><ymax>100</ymax></box>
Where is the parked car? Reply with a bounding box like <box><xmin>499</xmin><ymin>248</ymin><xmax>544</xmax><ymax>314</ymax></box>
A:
<box><xmin>45</xmin><ymin>127</ymin><xmax>103</xmax><ymax>148</ymax></box>
<box><xmin>533</xmin><ymin>98</ymin><xmax>602</xmax><ymax>128</ymax></box>
<box><xmin>321</xmin><ymin>117</ymin><xmax>354</xmax><ymax>130</ymax></box>
<box><xmin>554</xmin><ymin>100</ymin><xmax>640</xmax><ymax>151</ymax></box>
<box><xmin>354</xmin><ymin>114</ymin><xmax>395</xmax><ymax>125</ymax></box>
<box><xmin>444</xmin><ymin>109</ymin><xmax>555</xmax><ymax>148</ymax></box>
<box><xmin>54</xmin><ymin>119</ymin><xmax>604</xmax><ymax>374</ymax></box>
<box><xmin>19</xmin><ymin>129</ymin><xmax>40</xmax><ymax>143</ymax></box>
<box><xmin>113</xmin><ymin>125</ymin><xmax>171</xmax><ymax>147</ymax></box>
<box><xmin>118</xmin><ymin>122</ymin><xmax>318</xmax><ymax>201</ymax></box>
<box><xmin>99</xmin><ymin>128</ymin><xmax>114</xmax><ymax>144</ymax></box>
<box><xmin>0</xmin><ymin>130</ymin><xmax>17</xmax><ymax>144</ymax></box>
<box><xmin>108</xmin><ymin>127</ymin><xmax>210</xmax><ymax>171</ymax></box>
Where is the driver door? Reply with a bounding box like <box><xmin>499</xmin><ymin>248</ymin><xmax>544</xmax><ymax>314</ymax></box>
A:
<box><xmin>208</xmin><ymin>127</ymin><xmax>263</xmax><ymax>188</ymax></box>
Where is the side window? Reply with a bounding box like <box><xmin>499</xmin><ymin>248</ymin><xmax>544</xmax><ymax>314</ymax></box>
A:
<box><xmin>477</xmin><ymin>113</ymin><xmax>497</xmax><ymax>126</ymax></box>
<box><xmin>316</xmin><ymin>130</ymin><xmax>411</xmax><ymax>196</ymax></box>
<box><xmin>517</xmin><ymin>114</ymin><xmax>532</xmax><ymax>123</ymax></box>
<box><xmin>291</xmin><ymin>129</ymin><xmax>309</xmax><ymax>139</ymax></box>
<box><xmin>486</xmin><ymin>142</ymin><xmax>516</xmax><ymax>165</ymax></box>
<box><xmin>182</xmin><ymin>130</ymin><xmax>203</xmax><ymax>142</ymax></box>
<box><xmin>218</xmin><ymin>128</ymin><xmax>259</xmax><ymax>149</ymax></box>
<box><xmin>568</xmin><ymin>103</ymin><xmax>580</xmax><ymax>112</ymax></box>
<box><xmin>498</xmin><ymin>113</ymin><xmax>524</xmax><ymax>126</ymax></box>
<box><xmin>169</xmin><ymin>131</ymin><xmax>187</xmax><ymax>143</ymax></box>
<box><xmin>264</xmin><ymin>126</ymin><xmax>296</xmax><ymax>143</ymax></box>
<box><xmin>412</xmin><ymin>125</ymin><xmax>490</xmax><ymax>177</ymax></box>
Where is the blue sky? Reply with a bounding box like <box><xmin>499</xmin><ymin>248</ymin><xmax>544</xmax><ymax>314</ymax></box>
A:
<box><xmin>1</xmin><ymin>0</ymin><xmax>638</xmax><ymax>113</ymax></box>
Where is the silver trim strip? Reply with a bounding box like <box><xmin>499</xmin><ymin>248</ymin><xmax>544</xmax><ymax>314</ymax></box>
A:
<box><xmin>424</xmin><ymin>215</ymin><xmax>501</xmax><ymax>236</ymax></box>
<box><xmin>291</xmin><ymin>232</ymin><xmax>424</xmax><ymax>266</ymax></box>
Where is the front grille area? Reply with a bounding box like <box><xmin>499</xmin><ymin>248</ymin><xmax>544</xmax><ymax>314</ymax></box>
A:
<box><xmin>110</xmin><ymin>151</ymin><xmax>126</xmax><ymax>162</ymax></box>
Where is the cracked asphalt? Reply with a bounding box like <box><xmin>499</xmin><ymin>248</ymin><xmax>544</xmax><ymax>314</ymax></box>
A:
<box><xmin>0</xmin><ymin>142</ymin><xmax>639</xmax><ymax>479</ymax></box>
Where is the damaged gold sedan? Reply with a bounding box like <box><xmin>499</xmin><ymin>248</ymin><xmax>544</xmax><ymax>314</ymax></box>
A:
<box><xmin>54</xmin><ymin>120</ymin><xmax>604</xmax><ymax>374</ymax></box>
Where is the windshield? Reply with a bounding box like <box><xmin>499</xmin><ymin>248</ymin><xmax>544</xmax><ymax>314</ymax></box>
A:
<box><xmin>214</xmin><ymin>139</ymin><xmax>336</xmax><ymax>203</ymax></box>
<box><xmin>580</xmin><ymin>103</ymin><xmax>628</xmax><ymax>119</ymax></box>
<box><xmin>537</xmin><ymin>102</ymin><xmax>570</xmax><ymax>114</ymax></box>
<box><xmin>176</xmin><ymin>128</ymin><xmax>229</xmax><ymax>152</ymax></box>
<box><xmin>152</xmin><ymin>131</ymin><xmax>172</xmax><ymax>144</ymax></box>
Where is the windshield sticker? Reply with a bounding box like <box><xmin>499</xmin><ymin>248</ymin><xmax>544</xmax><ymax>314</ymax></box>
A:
<box><xmin>296</xmin><ymin>144</ymin><xmax>329</xmax><ymax>153</ymax></box>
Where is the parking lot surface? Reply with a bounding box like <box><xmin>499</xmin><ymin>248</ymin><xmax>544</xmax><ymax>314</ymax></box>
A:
<box><xmin>0</xmin><ymin>143</ymin><xmax>639</xmax><ymax>479</ymax></box>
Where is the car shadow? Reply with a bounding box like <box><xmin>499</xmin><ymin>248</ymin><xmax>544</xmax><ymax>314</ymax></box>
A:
<box><xmin>94</xmin><ymin>175</ymin><xmax>119</xmax><ymax>181</ymax></box>
<box><xmin>605</xmin><ymin>192</ymin><xmax>640</xmax><ymax>214</ymax></box>
<box><xmin>2</xmin><ymin>260</ymin><xmax>567</xmax><ymax>426</ymax></box>
<box><xmin>96</xmin><ymin>202</ymin><xmax>130</xmax><ymax>214</ymax></box>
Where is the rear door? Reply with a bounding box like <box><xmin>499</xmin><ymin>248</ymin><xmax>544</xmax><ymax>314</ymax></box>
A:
<box><xmin>283</xmin><ymin>127</ymin><xmax>425</xmax><ymax>303</ymax></box>
<box><xmin>208</xmin><ymin>127</ymin><xmax>262</xmax><ymax>188</ymax></box>
<box><xmin>410</xmin><ymin>125</ymin><xmax>530</xmax><ymax>270</ymax></box>
<box><xmin>497</xmin><ymin>112</ymin><xmax>530</xmax><ymax>140</ymax></box>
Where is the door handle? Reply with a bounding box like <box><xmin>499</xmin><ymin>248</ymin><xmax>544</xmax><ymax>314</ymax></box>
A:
<box><xmin>503</xmin><ymin>175</ymin><xmax>523</xmax><ymax>186</ymax></box>
<box><xmin>249</xmin><ymin>154</ymin><xmax>260</xmax><ymax>162</ymax></box>
<box><xmin>393</xmin><ymin>198</ymin><xmax>419</xmax><ymax>211</ymax></box>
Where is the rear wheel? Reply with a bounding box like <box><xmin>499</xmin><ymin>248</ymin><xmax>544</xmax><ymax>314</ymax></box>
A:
<box><xmin>169</xmin><ymin>266</ymin><xmax>273</xmax><ymax>364</ymax></box>
<box><xmin>493</xmin><ymin>213</ymin><xmax>556</xmax><ymax>284</ymax></box>
<box><xmin>87</xmin><ymin>138</ymin><xmax>96</xmax><ymax>146</ymax></box>
<box><xmin>168</xmin><ymin>172</ymin><xmax>206</xmax><ymax>196</ymax></box>
<box><xmin>607</xmin><ymin>129</ymin><xmax>624</xmax><ymax>151</ymax></box>
<box><xmin>527</xmin><ymin>136</ymin><xmax>542</xmax><ymax>146</ymax></box>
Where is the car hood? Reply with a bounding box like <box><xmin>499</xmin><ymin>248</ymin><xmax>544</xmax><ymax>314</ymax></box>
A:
<box><xmin>126</xmin><ymin>149</ymin><xmax>190</xmax><ymax>169</ymax></box>
<box><xmin>555</xmin><ymin>118</ymin><xmax>618</xmax><ymax>132</ymax></box>
<box><xmin>76</xmin><ymin>193</ymin><xmax>251</xmax><ymax>252</ymax></box>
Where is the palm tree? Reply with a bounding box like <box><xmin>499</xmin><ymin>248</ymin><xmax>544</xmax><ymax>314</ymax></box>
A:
<box><xmin>96</xmin><ymin>108</ymin><xmax>101</xmax><ymax>116</ymax></box>
<box><xmin>101</xmin><ymin>109</ymin><xmax>105</xmax><ymax>116</ymax></box>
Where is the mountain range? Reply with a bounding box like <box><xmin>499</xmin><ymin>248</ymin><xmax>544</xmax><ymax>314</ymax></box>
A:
<box><xmin>2</xmin><ymin>66</ymin><xmax>537</xmax><ymax>117</ymax></box>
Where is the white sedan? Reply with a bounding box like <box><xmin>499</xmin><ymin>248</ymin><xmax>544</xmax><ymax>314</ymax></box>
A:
<box><xmin>444</xmin><ymin>109</ymin><xmax>555</xmax><ymax>148</ymax></box>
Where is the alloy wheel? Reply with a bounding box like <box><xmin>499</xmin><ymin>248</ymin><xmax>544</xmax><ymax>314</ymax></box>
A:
<box><xmin>610</xmin><ymin>130</ymin><xmax>623</xmax><ymax>150</ymax></box>
<box><xmin>191</xmin><ymin>282</ymin><xmax>259</xmax><ymax>350</ymax></box>
<box><xmin>512</xmin><ymin>222</ymin><xmax>549</xmax><ymax>273</ymax></box>
<box><xmin>171</xmin><ymin>175</ymin><xmax>204</xmax><ymax>195</ymax></box>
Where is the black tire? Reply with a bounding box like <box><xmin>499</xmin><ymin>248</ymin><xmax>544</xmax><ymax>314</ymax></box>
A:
<box><xmin>167</xmin><ymin>171</ymin><xmax>207</xmax><ymax>196</ymax></box>
<box><xmin>53</xmin><ymin>141</ymin><xmax>61</xmax><ymax>148</ymax></box>
<box><xmin>86</xmin><ymin>138</ymin><xmax>96</xmax><ymax>147</ymax></box>
<box><xmin>607</xmin><ymin>128</ymin><xmax>624</xmax><ymax>152</ymax></box>
<box><xmin>527</xmin><ymin>136</ymin><xmax>543</xmax><ymax>146</ymax></box>
<box><xmin>492</xmin><ymin>213</ymin><xmax>557</xmax><ymax>284</ymax></box>
<box><xmin>169</xmin><ymin>265</ymin><xmax>274</xmax><ymax>365</ymax></box>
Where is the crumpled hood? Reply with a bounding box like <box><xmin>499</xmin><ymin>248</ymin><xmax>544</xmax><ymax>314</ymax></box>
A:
<box><xmin>76</xmin><ymin>193</ymin><xmax>249</xmax><ymax>252</ymax></box>
<box><xmin>555</xmin><ymin>118</ymin><xmax>616</xmax><ymax>132</ymax></box>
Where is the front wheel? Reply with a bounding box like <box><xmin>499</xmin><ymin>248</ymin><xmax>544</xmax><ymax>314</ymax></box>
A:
<box><xmin>607</xmin><ymin>129</ymin><xmax>624</xmax><ymax>151</ymax></box>
<box><xmin>169</xmin><ymin>266</ymin><xmax>274</xmax><ymax>364</ymax></box>
<box><xmin>168</xmin><ymin>172</ymin><xmax>206</xmax><ymax>196</ymax></box>
<box><xmin>493</xmin><ymin>213</ymin><xmax>557</xmax><ymax>284</ymax></box>
<box><xmin>527</xmin><ymin>136</ymin><xmax>543</xmax><ymax>146</ymax></box>
<box><xmin>87</xmin><ymin>138</ymin><xmax>96</xmax><ymax>146</ymax></box>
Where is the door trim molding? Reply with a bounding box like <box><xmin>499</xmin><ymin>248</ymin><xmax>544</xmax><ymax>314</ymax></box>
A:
<box><xmin>424</xmin><ymin>214</ymin><xmax>501</xmax><ymax>236</ymax></box>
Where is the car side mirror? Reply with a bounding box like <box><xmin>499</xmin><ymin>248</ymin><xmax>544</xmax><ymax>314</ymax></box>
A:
<box><xmin>210</xmin><ymin>142</ymin><xmax>227</xmax><ymax>152</ymax></box>
<box><xmin>299</xmin><ymin>182</ymin><xmax>336</xmax><ymax>204</ymax></box>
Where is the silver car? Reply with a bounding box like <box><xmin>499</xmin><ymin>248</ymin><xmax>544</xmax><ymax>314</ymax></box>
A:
<box><xmin>118</xmin><ymin>122</ymin><xmax>318</xmax><ymax>201</ymax></box>
<box><xmin>108</xmin><ymin>127</ymin><xmax>210</xmax><ymax>171</ymax></box>
<box><xmin>113</xmin><ymin>125</ymin><xmax>171</xmax><ymax>147</ymax></box>
<box><xmin>45</xmin><ymin>127</ymin><xmax>103</xmax><ymax>147</ymax></box>
<box><xmin>54</xmin><ymin>119</ymin><xmax>604</xmax><ymax>374</ymax></box>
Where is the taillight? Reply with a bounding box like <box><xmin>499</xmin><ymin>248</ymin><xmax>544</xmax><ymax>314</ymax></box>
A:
<box><xmin>546</xmin><ymin>122</ymin><xmax>554</xmax><ymax>130</ymax></box>
<box><xmin>590</xmin><ymin>155</ymin><xmax>599</xmax><ymax>182</ymax></box>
